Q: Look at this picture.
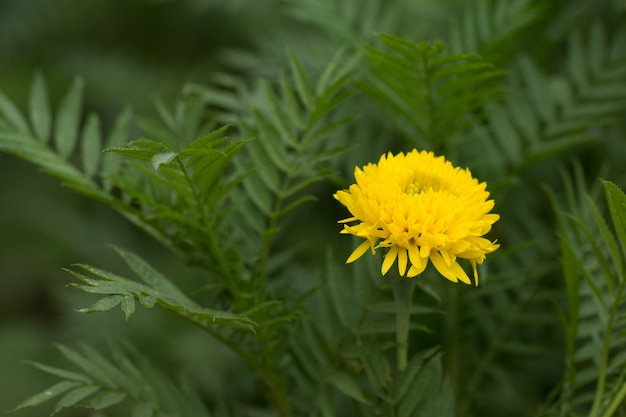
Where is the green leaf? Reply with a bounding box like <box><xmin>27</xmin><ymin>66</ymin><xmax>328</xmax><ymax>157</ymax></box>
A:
<box><xmin>55</xmin><ymin>344</ymin><xmax>118</xmax><ymax>388</ymax></box>
<box><xmin>76</xmin><ymin>294</ymin><xmax>124</xmax><ymax>314</ymax></box>
<box><xmin>69</xmin><ymin>246</ymin><xmax>256</xmax><ymax>331</ymax></box>
<box><xmin>81</xmin><ymin>113</ymin><xmax>102</xmax><ymax>177</ymax></box>
<box><xmin>24</xmin><ymin>361</ymin><xmax>92</xmax><ymax>384</ymax></box>
<box><xmin>394</xmin><ymin>348</ymin><xmax>438</xmax><ymax>403</ymax></box>
<box><xmin>0</xmin><ymin>90</ymin><xmax>29</xmax><ymax>133</ymax></box>
<box><xmin>327</xmin><ymin>371</ymin><xmax>370</xmax><ymax>404</ymax></box>
<box><xmin>29</xmin><ymin>72</ymin><xmax>51</xmax><ymax>141</ymax></box>
<box><xmin>101</xmin><ymin>107</ymin><xmax>133</xmax><ymax>189</ymax></box>
<box><xmin>603</xmin><ymin>180</ymin><xmax>626</xmax><ymax>259</ymax></box>
<box><xmin>398</xmin><ymin>355</ymin><xmax>445</xmax><ymax>417</ymax></box>
<box><xmin>121</xmin><ymin>295</ymin><xmax>136</xmax><ymax>320</ymax></box>
<box><xmin>10</xmin><ymin>381</ymin><xmax>81</xmax><ymax>412</ymax></box>
<box><xmin>151</xmin><ymin>151</ymin><xmax>178</xmax><ymax>170</ymax></box>
<box><xmin>81</xmin><ymin>391</ymin><xmax>127</xmax><ymax>410</ymax></box>
<box><xmin>52</xmin><ymin>385</ymin><xmax>101</xmax><ymax>415</ymax></box>
<box><xmin>54</xmin><ymin>77</ymin><xmax>84</xmax><ymax>158</ymax></box>
<box><xmin>288</xmin><ymin>51</ymin><xmax>314</xmax><ymax>109</ymax></box>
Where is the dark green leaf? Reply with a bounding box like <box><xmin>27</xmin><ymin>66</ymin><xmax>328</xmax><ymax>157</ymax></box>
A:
<box><xmin>327</xmin><ymin>371</ymin><xmax>370</xmax><ymax>404</ymax></box>
<box><xmin>603</xmin><ymin>180</ymin><xmax>626</xmax><ymax>259</ymax></box>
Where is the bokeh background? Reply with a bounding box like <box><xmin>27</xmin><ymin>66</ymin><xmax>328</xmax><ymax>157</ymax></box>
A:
<box><xmin>0</xmin><ymin>1</ymin><xmax>280</xmax><ymax>414</ymax></box>
<box><xmin>1</xmin><ymin>0</ymin><xmax>626</xmax><ymax>416</ymax></box>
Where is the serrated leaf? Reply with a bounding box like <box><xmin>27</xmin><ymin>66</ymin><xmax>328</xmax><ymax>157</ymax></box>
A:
<box><xmin>10</xmin><ymin>381</ymin><xmax>81</xmax><ymax>412</ymax></box>
<box><xmin>52</xmin><ymin>385</ymin><xmax>100</xmax><ymax>415</ymax></box>
<box><xmin>81</xmin><ymin>113</ymin><xmax>102</xmax><ymax>177</ymax></box>
<box><xmin>76</xmin><ymin>294</ymin><xmax>124</xmax><ymax>314</ymax></box>
<box><xmin>121</xmin><ymin>295</ymin><xmax>136</xmax><ymax>320</ymax></box>
<box><xmin>54</xmin><ymin>77</ymin><xmax>84</xmax><ymax>158</ymax></box>
<box><xmin>29</xmin><ymin>72</ymin><xmax>51</xmax><ymax>141</ymax></box>
<box><xmin>151</xmin><ymin>151</ymin><xmax>178</xmax><ymax>170</ymax></box>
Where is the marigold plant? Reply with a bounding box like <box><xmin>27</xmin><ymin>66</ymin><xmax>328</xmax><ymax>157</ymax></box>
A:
<box><xmin>334</xmin><ymin>149</ymin><xmax>500</xmax><ymax>284</ymax></box>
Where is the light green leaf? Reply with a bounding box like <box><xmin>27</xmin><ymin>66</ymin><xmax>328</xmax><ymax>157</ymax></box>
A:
<box><xmin>81</xmin><ymin>113</ymin><xmax>102</xmax><ymax>177</ymax></box>
<box><xmin>29</xmin><ymin>72</ymin><xmax>51</xmax><ymax>141</ymax></box>
<box><xmin>0</xmin><ymin>90</ymin><xmax>29</xmax><ymax>133</ymax></box>
<box><xmin>52</xmin><ymin>385</ymin><xmax>100</xmax><ymax>415</ymax></box>
<box><xmin>24</xmin><ymin>361</ymin><xmax>92</xmax><ymax>384</ymax></box>
<box><xmin>288</xmin><ymin>51</ymin><xmax>314</xmax><ymax>110</ymax></box>
<box><xmin>121</xmin><ymin>295</ymin><xmax>136</xmax><ymax>320</ymax></box>
<box><xmin>76</xmin><ymin>294</ymin><xmax>124</xmax><ymax>314</ymax></box>
<box><xmin>54</xmin><ymin>77</ymin><xmax>84</xmax><ymax>158</ymax></box>
<box><xmin>55</xmin><ymin>344</ymin><xmax>118</xmax><ymax>388</ymax></box>
<box><xmin>81</xmin><ymin>391</ymin><xmax>127</xmax><ymax>410</ymax></box>
<box><xmin>10</xmin><ymin>381</ymin><xmax>81</xmax><ymax>412</ymax></box>
<box><xmin>151</xmin><ymin>151</ymin><xmax>178</xmax><ymax>170</ymax></box>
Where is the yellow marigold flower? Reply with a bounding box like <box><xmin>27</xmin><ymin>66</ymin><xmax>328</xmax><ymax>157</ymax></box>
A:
<box><xmin>334</xmin><ymin>149</ymin><xmax>499</xmax><ymax>285</ymax></box>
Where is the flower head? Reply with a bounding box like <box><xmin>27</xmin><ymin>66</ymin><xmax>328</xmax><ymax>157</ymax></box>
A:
<box><xmin>334</xmin><ymin>149</ymin><xmax>499</xmax><ymax>285</ymax></box>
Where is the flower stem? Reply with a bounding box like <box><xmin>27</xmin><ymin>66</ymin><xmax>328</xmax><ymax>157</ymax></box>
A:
<box><xmin>391</xmin><ymin>276</ymin><xmax>416</xmax><ymax>373</ymax></box>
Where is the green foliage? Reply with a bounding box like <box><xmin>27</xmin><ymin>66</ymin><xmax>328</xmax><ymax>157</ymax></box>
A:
<box><xmin>66</xmin><ymin>245</ymin><xmax>255</xmax><ymax>331</ymax></box>
<box><xmin>363</xmin><ymin>34</ymin><xmax>504</xmax><ymax>151</ymax></box>
<box><xmin>468</xmin><ymin>21</ymin><xmax>626</xmax><ymax>188</ymax></box>
<box><xmin>2</xmin><ymin>2</ymin><xmax>626</xmax><ymax>417</ymax></box>
<box><xmin>225</xmin><ymin>50</ymin><xmax>357</xmax><ymax>276</ymax></box>
<box><xmin>11</xmin><ymin>343</ymin><xmax>212</xmax><ymax>417</ymax></box>
<box><xmin>542</xmin><ymin>178</ymin><xmax>626</xmax><ymax>417</ymax></box>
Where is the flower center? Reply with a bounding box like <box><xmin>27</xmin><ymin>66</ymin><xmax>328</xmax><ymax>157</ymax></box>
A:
<box><xmin>407</xmin><ymin>183</ymin><xmax>427</xmax><ymax>194</ymax></box>
<box><xmin>407</xmin><ymin>175</ymin><xmax>441</xmax><ymax>195</ymax></box>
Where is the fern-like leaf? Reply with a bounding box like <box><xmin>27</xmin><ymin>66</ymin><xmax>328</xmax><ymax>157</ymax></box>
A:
<box><xmin>363</xmin><ymin>35</ymin><xmax>504</xmax><ymax>151</ymax></box>
<box><xmin>11</xmin><ymin>343</ymin><xmax>213</xmax><ymax>417</ymax></box>
<box><xmin>546</xmin><ymin>179</ymin><xmax>626</xmax><ymax>417</ymax></box>
<box><xmin>66</xmin><ymin>245</ymin><xmax>255</xmax><ymax>331</ymax></box>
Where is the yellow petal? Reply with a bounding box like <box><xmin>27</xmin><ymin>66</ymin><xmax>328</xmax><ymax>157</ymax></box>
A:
<box><xmin>397</xmin><ymin>247</ymin><xmax>408</xmax><ymax>276</ymax></box>
<box><xmin>381</xmin><ymin>246</ymin><xmax>399</xmax><ymax>275</ymax></box>
<box><xmin>346</xmin><ymin>241</ymin><xmax>371</xmax><ymax>264</ymax></box>
<box><xmin>450</xmin><ymin>261</ymin><xmax>471</xmax><ymax>285</ymax></box>
<box><xmin>430</xmin><ymin>251</ymin><xmax>458</xmax><ymax>283</ymax></box>
<box><xmin>407</xmin><ymin>258</ymin><xmax>428</xmax><ymax>277</ymax></box>
<box><xmin>471</xmin><ymin>260</ymin><xmax>479</xmax><ymax>286</ymax></box>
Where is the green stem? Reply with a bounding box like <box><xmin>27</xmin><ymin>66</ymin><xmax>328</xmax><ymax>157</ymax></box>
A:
<box><xmin>391</xmin><ymin>276</ymin><xmax>416</xmax><ymax>373</ymax></box>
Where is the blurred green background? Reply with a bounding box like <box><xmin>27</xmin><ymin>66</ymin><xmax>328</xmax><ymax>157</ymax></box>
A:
<box><xmin>0</xmin><ymin>1</ymin><xmax>280</xmax><ymax>414</ymax></box>
<box><xmin>2</xmin><ymin>0</ymin><xmax>626</xmax><ymax>415</ymax></box>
